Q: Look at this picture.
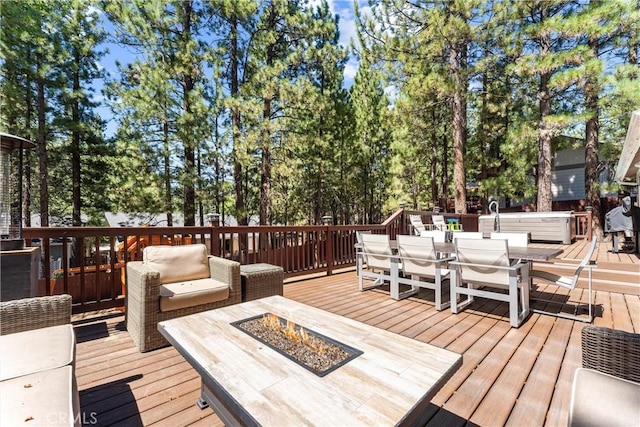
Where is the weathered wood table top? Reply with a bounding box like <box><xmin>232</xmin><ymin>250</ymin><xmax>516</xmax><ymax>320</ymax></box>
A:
<box><xmin>158</xmin><ymin>295</ymin><xmax>462</xmax><ymax>426</ymax></box>
<box><xmin>367</xmin><ymin>240</ymin><xmax>563</xmax><ymax>262</ymax></box>
<box><xmin>434</xmin><ymin>243</ymin><xmax>564</xmax><ymax>261</ymax></box>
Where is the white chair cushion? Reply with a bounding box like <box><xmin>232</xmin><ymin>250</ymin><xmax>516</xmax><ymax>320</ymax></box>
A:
<box><xmin>0</xmin><ymin>324</ymin><xmax>75</xmax><ymax>381</ymax></box>
<box><xmin>144</xmin><ymin>244</ymin><xmax>210</xmax><ymax>284</ymax></box>
<box><xmin>569</xmin><ymin>368</ymin><xmax>640</xmax><ymax>427</ymax></box>
<box><xmin>1</xmin><ymin>365</ymin><xmax>80</xmax><ymax>427</ymax></box>
<box><xmin>159</xmin><ymin>278</ymin><xmax>230</xmax><ymax>312</ymax></box>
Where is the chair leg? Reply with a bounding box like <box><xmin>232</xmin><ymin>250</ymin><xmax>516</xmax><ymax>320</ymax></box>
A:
<box><xmin>509</xmin><ymin>278</ymin><xmax>520</xmax><ymax>328</ymax></box>
<box><xmin>450</xmin><ymin>270</ymin><xmax>474</xmax><ymax>313</ymax></box>
<box><xmin>433</xmin><ymin>271</ymin><xmax>442</xmax><ymax>311</ymax></box>
<box><xmin>450</xmin><ymin>270</ymin><xmax>459</xmax><ymax>313</ymax></box>
<box><xmin>531</xmin><ymin>275</ymin><xmax>594</xmax><ymax>323</ymax></box>
<box><xmin>586</xmin><ymin>268</ymin><xmax>593</xmax><ymax>322</ymax></box>
<box><xmin>359</xmin><ymin>271</ymin><xmax>384</xmax><ymax>291</ymax></box>
<box><xmin>434</xmin><ymin>278</ymin><xmax>442</xmax><ymax>311</ymax></box>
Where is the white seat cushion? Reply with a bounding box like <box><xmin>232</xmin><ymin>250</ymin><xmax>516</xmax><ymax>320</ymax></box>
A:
<box><xmin>159</xmin><ymin>278</ymin><xmax>230</xmax><ymax>312</ymax></box>
<box><xmin>1</xmin><ymin>365</ymin><xmax>80</xmax><ymax>427</ymax></box>
<box><xmin>0</xmin><ymin>324</ymin><xmax>75</xmax><ymax>381</ymax></box>
<box><xmin>569</xmin><ymin>368</ymin><xmax>640</xmax><ymax>427</ymax></box>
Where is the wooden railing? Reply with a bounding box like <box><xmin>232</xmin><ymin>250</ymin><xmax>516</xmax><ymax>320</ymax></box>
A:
<box><xmin>573</xmin><ymin>211</ymin><xmax>593</xmax><ymax>240</ymax></box>
<box><xmin>22</xmin><ymin>220</ymin><xmax>397</xmax><ymax>314</ymax></box>
<box><xmin>20</xmin><ymin>208</ymin><xmax>591</xmax><ymax>314</ymax></box>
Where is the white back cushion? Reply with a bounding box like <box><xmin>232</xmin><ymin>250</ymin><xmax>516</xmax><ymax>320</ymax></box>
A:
<box><xmin>144</xmin><ymin>244</ymin><xmax>209</xmax><ymax>284</ymax></box>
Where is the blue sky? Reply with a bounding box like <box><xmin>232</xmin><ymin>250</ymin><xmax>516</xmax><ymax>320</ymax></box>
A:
<box><xmin>95</xmin><ymin>1</ymin><xmax>365</xmax><ymax>137</ymax></box>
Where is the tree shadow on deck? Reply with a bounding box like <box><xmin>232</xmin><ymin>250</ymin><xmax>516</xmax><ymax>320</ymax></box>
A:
<box><xmin>79</xmin><ymin>374</ymin><xmax>143</xmax><ymax>427</ymax></box>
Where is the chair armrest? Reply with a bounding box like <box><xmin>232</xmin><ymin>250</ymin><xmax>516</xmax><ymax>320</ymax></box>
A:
<box><xmin>126</xmin><ymin>261</ymin><xmax>162</xmax><ymax>302</ymax></box>
<box><xmin>450</xmin><ymin>260</ymin><xmax>527</xmax><ymax>271</ymax></box>
<box><xmin>396</xmin><ymin>254</ymin><xmax>453</xmax><ymax>265</ymax></box>
<box><xmin>0</xmin><ymin>294</ymin><xmax>72</xmax><ymax>335</ymax></box>
<box><xmin>535</xmin><ymin>260</ymin><xmax>598</xmax><ymax>269</ymax></box>
<box><xmin>360</xmin><ymin>251</ymin><xmax>394</xmax><ymax>258</ymax></box>
<box><xmin>208</xmin><ymin>256</ymin><xmax>241</xmax><ymax>291</ymax></box>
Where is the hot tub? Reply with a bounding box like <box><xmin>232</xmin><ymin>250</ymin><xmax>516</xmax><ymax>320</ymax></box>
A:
<box><xmin>478</xmin><ymin>211</ymin><xmax>576</xmax><ymax>244</ymax></box>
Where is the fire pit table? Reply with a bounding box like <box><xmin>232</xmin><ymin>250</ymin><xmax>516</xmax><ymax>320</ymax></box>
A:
<box><xmin>158</xmin><ymin>296</ymin><xmax>462</xmax><ymax>426</ymax></box>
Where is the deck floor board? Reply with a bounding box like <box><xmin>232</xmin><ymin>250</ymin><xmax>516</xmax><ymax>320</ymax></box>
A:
<box><xmin>71</xmin><ymin>239</ymin><xmax>639</xmax><ymax>426</ymax></box>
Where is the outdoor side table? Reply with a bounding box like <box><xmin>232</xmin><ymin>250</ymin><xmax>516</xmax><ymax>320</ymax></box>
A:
<box><xmin>239</xmin><ymin>263</ymin><xmax>284</xmax><ymax>302</ymax></box>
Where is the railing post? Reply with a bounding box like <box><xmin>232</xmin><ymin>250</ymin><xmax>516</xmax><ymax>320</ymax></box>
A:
<box><xmin>326</xmin><ymin>226</ymin><xmax>333</xmax><ymax>276</ymax></box>
<box><xmin>211</xmin><ymin>226</ymin><xmax>220</xmax><ymax>257</ymax></box>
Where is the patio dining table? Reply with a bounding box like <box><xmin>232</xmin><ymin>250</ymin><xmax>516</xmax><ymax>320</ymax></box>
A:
<box><xmin>358</xmin><ymin>239</ymin><xmax>563</xmax><ymax>300</ymax></box>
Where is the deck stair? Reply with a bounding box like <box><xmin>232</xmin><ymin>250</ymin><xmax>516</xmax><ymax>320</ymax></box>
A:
<box><xmin>531</xmin><ymin>259</ymin><xmax>639</xmax><ymax>296</ymax></box>
<box><xmin>528</xmin><ymin>237</ymin><xmax>638</xmax><ymax>296</ymax></box>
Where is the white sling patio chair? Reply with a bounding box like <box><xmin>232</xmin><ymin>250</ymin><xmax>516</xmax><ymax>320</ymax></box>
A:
<box><xmin>450</xmin><ymin>238</ymin><xmax>530</xmax><ymax>328</ymax></box>
<box><xmin>419</xmin><ymin>230</ymin><xmax>447</xmax><ymax>243</ymax></box>
<box><xmin>409</xmin><ymin>215</ymin><xmax>427</xmax><ymax>236</ymax></box>
<box><xmin>452</xmin><ymin>232</ymin><xmax>484</xmax><ymax>243</ymax></box>
<box><xmin>491</xmin><ymin>232</ymin><xmax>530</xmax><ymax>264</ymax></box>
<box><xmin>355</xmin><ymin>230</ymin><xmax>372</xmax><ymax>279</ymax></box>
<box><xmin>490</xmin><ymin>232</ymin><xmax>529</xmax><ymax>247</ymax></box>
<box><xmin>431</xmin><ymin>215</ymin><xmax>447</xmax><ymax>231</ymax></box>
<box><xmin>530</xmin><ymin>236</ymin><xmax>598</xmax><ymax>322</ymax></box>
<box><xmin>396</xmin><ymin>235</ymin><xmax>454</xmax><ymax>309</ymax></box>
<box><xmin>358</xmin><ymin>233</ymin><xmax>395</xmax><ymax>292</ymax></box>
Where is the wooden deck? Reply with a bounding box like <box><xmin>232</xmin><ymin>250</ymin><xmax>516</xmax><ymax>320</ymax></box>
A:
<box><xmin>74</xmin><ymin>239</ymin><xmax>639</xmax><ymax>426</ymax></box>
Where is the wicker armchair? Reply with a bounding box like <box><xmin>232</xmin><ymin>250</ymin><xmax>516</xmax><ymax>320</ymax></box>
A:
<box><xmin>0</xmin><ymin>294</ymin><xmax>72</xmax><ymax>335</ymax></box>
<box><xmin>568</xmin><ymin>326</ymin><xmax>640</xmax><ymax>427</ymax></box>
<box><xmin>126</xmin><ymin>247</ymin><xmax>242</xmax><ymax>352</ymax></box>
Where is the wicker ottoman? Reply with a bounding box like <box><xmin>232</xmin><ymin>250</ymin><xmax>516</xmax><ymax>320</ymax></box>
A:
<box><xmin>240</xmin><ymin>263</ymin><xmax>284</xmax><ymax>302</ymax></box>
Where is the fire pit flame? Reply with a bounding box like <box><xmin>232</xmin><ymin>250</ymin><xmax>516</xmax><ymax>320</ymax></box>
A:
<box><xmin>262</xmin><ymin>313</ymin><xmax>327</xmax><ymax>354</ymax></box>
<box><xmin>233</xmin><ymin>313</ymin><xmax>362</xmax><ymax>377</ymax></box>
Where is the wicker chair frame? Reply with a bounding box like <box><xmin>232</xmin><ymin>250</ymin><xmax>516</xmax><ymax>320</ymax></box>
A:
<box><xmin>126</xmin><ymin>255</ymin><xmax>242</xmax><ymax>352</ymax></box>
<box><xmin>581</xmin><ymin>325</ymin><xmax>640</xmax><ymax>383</ymax></box>
<box><xmin>0</xmin><ymin>294</ymin><xmax>72</xmax><ymax>335</ymax></box>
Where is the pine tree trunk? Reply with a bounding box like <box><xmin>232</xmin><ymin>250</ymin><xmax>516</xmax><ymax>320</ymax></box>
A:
<box><xmin>260</xmin><ymin>100</ymin><xmax>271</xmax><ymax>226</ymax></box>
<box><xmin>630</xmin><ymin>0</ymin><xmax>638</xmax><ymax>78</ymax></box>
<box><xmin>260</xmin><ymin>4</ymin><xmax>275</xmax><ymax>227</ymax></box>
<box><xmin>450</xmin><ymin>42</ymin><xmax>467</xmax><ymax>214</ymax></box>
<box><xmin>537</xmin><ymin>70</ymin><xmax>553</xmax><ymax>212</ymax></box>
<box><xmin>182</xmin><ymin>1</ymin><xmax>196</xmax><ymax>226</ymax></box>
<box><xmin>163</xmin><ymin>117</ymin><xmax>172</xmax><ymax>226</ymax></box>
<box><xmin>430</xmin><ymin>109</ymin><xmax>438</xmax><ymax>208</ymax></box>
<box><xmin>72</xmin><ymin>50</ymin><xmax>82</xmax><ymax>227</ymax></box>
<box><xmin>536</xmin><ymin>6</ymin><xmax>553</xmax><ymax>212</ymax></box>
<box><xmin>441</xmin><ymin>122</ymin><xmax>448</xmax><ymax>211</ymax></box>
<box><xmin>585</xmin><ymin>35</ymin><xmax>602</xmax><ymax>237</ymax></box>
<box><xmin>230</xmin><ymin>13</ymin><xmax>246</xmax><ymax>225</ymax></box>
<box><xmin>37</xmin><ymin>54</ymin><xmax>48</xmax><ymax>228</ymax></box>
<box><xmin>24</xmin><ymin>69</ymin><xmax>32</xmax><ymax>227</ymax></box>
